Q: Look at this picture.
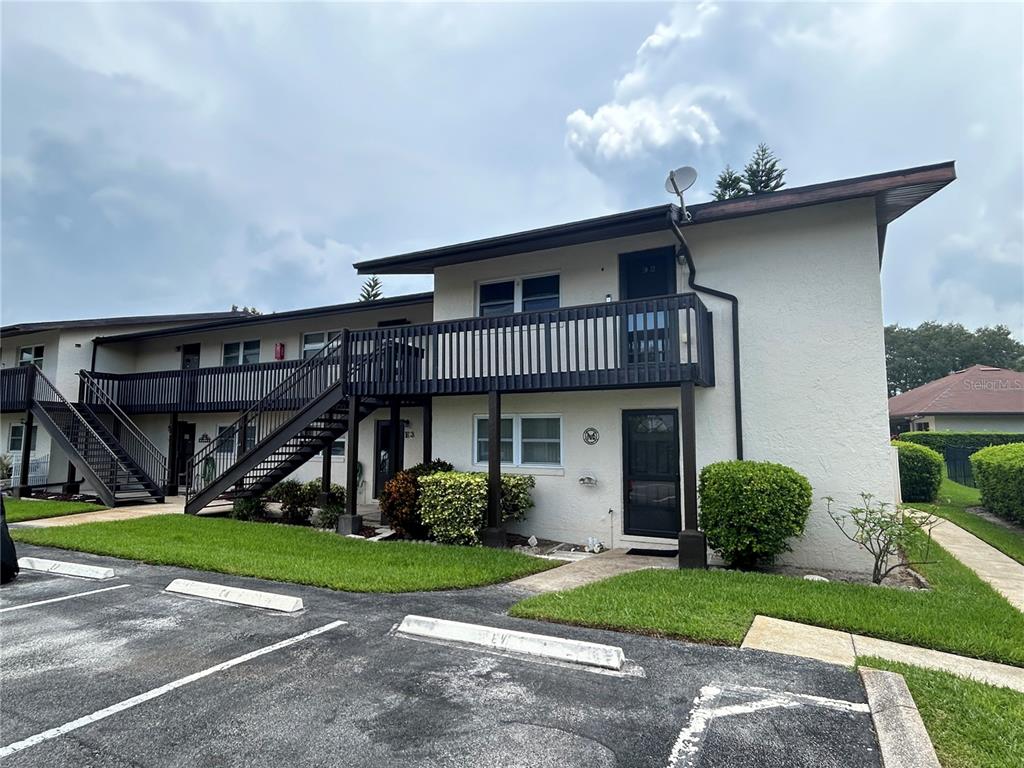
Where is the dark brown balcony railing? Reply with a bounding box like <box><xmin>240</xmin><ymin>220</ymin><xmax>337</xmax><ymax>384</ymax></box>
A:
<box><xmin>83</xmin><ymin>293</ymin><xmax>714</xmax><ymax>413</ymax></box>
<box><xmin>86</xmin><ymin>359</ymin><xmax>307</xmax><ymax>414</ymax></box>
<box><xmin>0</xmin><ymin>365</ymin><xmax>31</xmax><ymax>411</ymax></box>
<box><xmin>347</xmin><ymin>292</ymin><xmax>714</xmax><ymax>396</ymax></box>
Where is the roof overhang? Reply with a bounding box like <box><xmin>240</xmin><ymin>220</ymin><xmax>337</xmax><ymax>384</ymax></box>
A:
<box><xmin>355</xmin><ymin>161</ymin><xmax>956</xmax><ymax>275</ymax></box>
<box><xmin>94</xmin><ymin>292</ymin><xmax>434</xmax><ymax>345</ymax></box>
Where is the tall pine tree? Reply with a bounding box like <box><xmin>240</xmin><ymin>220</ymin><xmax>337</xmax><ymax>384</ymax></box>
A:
<box><xmin>742</xmin><ymin>143</ymin><xmax>786</xmax><ymax>194</ymax></box>
<box><xmin>711</xmin><ymin>165</ymin><xmax>747</xmax><ymax>200</ymax></box>
<box><xmin>359</xmin><ymin>275</ymin><xmax>383</xmax><ymax>301</ymax></box>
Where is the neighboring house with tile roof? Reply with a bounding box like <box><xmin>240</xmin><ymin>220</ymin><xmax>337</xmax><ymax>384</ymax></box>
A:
<box><xmin>889</xmin><ymin>365</ymin><xmax>1024</xmax><ymax>434</ymax></box>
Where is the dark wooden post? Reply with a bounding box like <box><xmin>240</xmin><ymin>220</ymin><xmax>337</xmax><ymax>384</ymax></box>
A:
<box><xmin>339</xmin><ymin>394</ymin><xmax>363</xmax><ymax>535</ymax></box>
<box><xmin>421</xmin><ymin>397</ymin><xmax>432</xmax><ymax>464</ymax></box>
<box><xmin>16</xmin><ymin>412</ymin><xmax>34</xmax><ymax>498</ymax></box>
<box><xmin>481</xmin><ymin>390</ymin><xmax>507</xmax><ymax>547</ymax></box>
<box><xmin>320</xmin><ymin>442</ymin><xmax>332</xmax><ymax>501</ymax></box>
<box><xmin>678</xmin><ymin>380</ymin><xmax>706</xmax><ymax>568</ymax></box>
<box><xmin>166</xmin><ymin>414</ymin><xmax>179</xmax><ymax>495</ymax></box>
<box><xmin>389</xmin><ymin>399</ymin><xmax>403</xmax><ymax>475</ymax></box>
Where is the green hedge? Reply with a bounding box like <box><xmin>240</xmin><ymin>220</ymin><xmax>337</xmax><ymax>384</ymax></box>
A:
<box><xmin>698</xmin><ymin>460</ymin><xmax>812</xmax><ymax>569</ymax></box>
<box><xmin>971</xmin><ymin>444</ymin><xmax>1024</xmax><ymax>524</ymax></box>
<box><xmin>899</xmin><ymin>432</ymin><xmax>1024</xmax><ymax>453</ymax></box>
<box><xmin>419</xmin><ymin>472</ymin><xmax>535</xmax><ymax>545</ymax></box>
<box><xmin>379</xmin><ymin>459</ymin><xmax>454</xmax><ymax>539</ymax></box>
<box><xmin>892</xmin><ymin>441</ymin><xmax>943</xmax><ymax>502</ymax></box>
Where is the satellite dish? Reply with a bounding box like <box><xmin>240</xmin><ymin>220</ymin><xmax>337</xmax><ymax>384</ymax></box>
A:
<box><xmin>665</xmin><ymin>166</ymin><xmax>698</xmax><ymax>221</ymax></box>
<box><xmin>665</xmin><ymin>166</ymin><xmax>698</xmax><ymax>195</ymax></box>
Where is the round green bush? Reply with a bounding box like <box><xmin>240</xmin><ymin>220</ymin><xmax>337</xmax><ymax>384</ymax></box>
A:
<box><xmin>231</xmin><ymin>495</ymin><xmax>267</xmax><ymax>522</ymax></box>
<box><xmin>971</xmin><ymin>443</ymin><xmax>1024</xmax><ymax>524</ymax></box>
<box><xmin>698</xmin><ymin>460</ymin><xmax>812</xmax><ymax>569</ymax></box>
<box><xmin>892</xmin><ymin>440</ymin><xmax>942</xmax><ymax>502</ymax></box>
<box><xmin>379</xmin><ymin>459</ymin><xmax>454</xmax><ymax>539</ymax></box>
<box><xmin>418</xmin><ymin>471</ymin><xmax>536</xmax><ymax>545</ymax></box>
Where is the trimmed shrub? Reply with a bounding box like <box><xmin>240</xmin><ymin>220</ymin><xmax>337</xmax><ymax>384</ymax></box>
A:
<box><xmin>270</xmin><ymin>480</ymin><xmax>315</xmax><ymax>525</ymax></box>
<box><xmin>316</xmin><ymin>489</ymin><xmax>346</xmax><ymax>531</ymax></box>
<box><xmin>379</xmin><ymin>459</ymin><xmax>454</xmax><ymax>539</ymax></box>
<box><xmin>971</xmin><ymin>443</ymin><xmax>1024</xmax><ymax>523</ymax></box>
<box><xmin>418</xmin><ymin>471</ymin><xmax>536</xmax><ymax>545</ymax></box>
<box><xmin>892</xmin><ymin>440</ymin><xmax>943</xmax><ymax>502</ymax></box>
<box><xmin>899</xmin><ymin>432</ymin><xmax>1024</xmax><ymax>453</ymax></box>
<box><xmin>698</xmin><ymin>460</ymin><xmax>812</xmax><ymax>569</ymax></box>
<box><xmin>231</xmin><ymin>495</ymin><xmax>267</xmax><ymax>522</ymax></box>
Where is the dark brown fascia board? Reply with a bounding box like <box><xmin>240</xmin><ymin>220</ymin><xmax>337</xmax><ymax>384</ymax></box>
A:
<box><xmin>354</xmin><ymin>161</ymin><xmax>956</xmax><ymax>275</ymax></box>
<box><xmin>1</xmin><ymin>311</ymin><xmax>248</xmax><ymax>340</ymax></box>
<box><xmin>94</xmin><ymin>291</ymin><xmax>434</xmax><ymax>345</ymax></box>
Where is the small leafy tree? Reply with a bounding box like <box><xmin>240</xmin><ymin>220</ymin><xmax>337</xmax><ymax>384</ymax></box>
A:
<box><xmin>0</xmin><ymin>454</ymin><xmax>12</xmax><ymax>482</ymax></box>
<box><xmin>825</xmin><ymin>493</ymin><xmax>936</xmax><ymax>584</ymax></box>
<box><xmin>359</xmin><ymin>276</ymin><xmax>383</xmax><ymax>302</ymax></box>
<box><xmin>711</xmin><ymin>164</ymin><xmax>747</xmax><ymax>200</ymax></box>
<box><xmin>743</xmin><ymin>143</ymin><xmax>786</xmax><ymax>194</ymax></box>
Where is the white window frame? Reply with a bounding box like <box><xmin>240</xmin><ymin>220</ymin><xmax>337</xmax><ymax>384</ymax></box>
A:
<box><xmin>9</xmin><ymin>424</ymin><xmax>37</xmax><ymax>452</ymax></box>
<box><xmin>473</xmin><ymin>413</ymin><xmax>562</xmax><ymax>467</ymax></box>
<box><xmin>325</xmin><ymin>436</ymin><xmax>346</xmax><ymax>459</ymax></box>
<box><xmin>301</xmin><ymin>330</ymin><xmax>342</xmax><ymax>360</ymax></box>
<box><xmin>222</xmin><ymin>339</ymin><xmax>261</xmax><ymax>366</ymax></box>
<box><xmin>18</xmin><ymin>345</ymin><xmax>44</xmax><ymax>368</ymax></box>
<box><xmin>477</xmin><ymin>272</ymin><xmax>560</xmax><ymax>317</ymax></box>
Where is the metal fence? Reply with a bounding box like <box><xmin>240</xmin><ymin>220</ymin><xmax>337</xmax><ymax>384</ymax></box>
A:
<box><xmin>944</xmin><ymin>446</ymin><xmax>976</xmax><ymax>488</ymax></box>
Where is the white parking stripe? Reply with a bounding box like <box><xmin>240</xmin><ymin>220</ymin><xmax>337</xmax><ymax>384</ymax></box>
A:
<box><xmin>0</xmin><ymin>584</ymin><xmax>131</xmax><ymax>613</ymax></box>
<box><xmin>0</xmin><ymin>620</ymin><xmax>345</xmax><ymax>759</ymax></box>
<box><xmin>666</xmin><ymin>683</ymin><xmax>869</xmax><ymax>768</ymax></box>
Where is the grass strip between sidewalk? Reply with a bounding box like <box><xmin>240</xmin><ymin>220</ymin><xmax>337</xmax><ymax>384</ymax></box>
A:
<box><xmin>11</xmin><ymin>514</ymin><xmax>557</xmax><ymax>593</ymax></box>
<box><xmin>916</xmin><ymin>477</ymin><xmax>1024</xmax><ymax>566</ymax></box>
<box><xmin>858</xmin><ymin>657</ymin><xmax>1024</xmax><ymax>768</ymax></box>
<box><xmin>5</xmin><ymin>498</ymin><xmax>106</xmax><ymax>523</ymax></box>
<box><xmin>510</xmin><ymin>531</ymin><xmax>1024</xmax><ymax>667</ymax></box>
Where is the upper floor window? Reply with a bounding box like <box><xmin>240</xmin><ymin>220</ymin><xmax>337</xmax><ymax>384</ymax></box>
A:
<box><xmin>223</xmin><ymin>340</ymin><xmax>260</xmax><ymax>366</ymax></box>
<box><xmin>478</xmin><ymin>274</ymin><xmax>559</xmax><ymax>317</ymax></box>
<box><xmin>474</xmin><ymin>414</ymin><xmax>562</xmax><ymax>466</ymax></box>
<box><xmin>302</xmin><ymin>331</ymin><xmax>341</xmax><ymax>360</ymax></box>
<box><xmin>18</xmin><ymin>345</ymin><xmax>44</xmax><ymax>368</ymax></box>
<box><xmin>8</xmin><ymin>424</ymin><xmax>38</xmax><ymax>452</ymax></box>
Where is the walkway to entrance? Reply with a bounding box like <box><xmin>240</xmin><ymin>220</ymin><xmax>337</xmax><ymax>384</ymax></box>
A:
<box><xmin>512</xmin><ymin>548</ymin><xmax>677</xmax><ymax>593</ymax></box>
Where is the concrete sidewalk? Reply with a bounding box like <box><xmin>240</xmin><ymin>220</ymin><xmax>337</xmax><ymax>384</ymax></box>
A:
<box><xmin>10</xmin><ymin>497</ymin><xmax>184</xmax><ymax>528</ymax></box>
<box><xmin>926</xmin><ymin>516</ymin><xmax>1024</xmax><ymax>612</ymax></box>
<box><xmin>512</xmin><ymin>548</ymin><xmax>675</xmax><ymax>593</ymax></box>
<box><xmin>742</xmin><ymin>615</ymin><xmax>1024</xmax><ymax>692</ymax></box>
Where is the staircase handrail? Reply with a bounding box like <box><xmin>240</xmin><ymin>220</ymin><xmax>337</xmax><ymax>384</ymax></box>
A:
<box><xmin>31</xmin><ymin>365</ymin><xmax>126</xmax><ymax>471</ymax></box>
<box><xmin>79</xmin><ymin>369</ymin><xmax>167</xmax><ymax>486</ymax></box>
<box><xmin>185</xmin><ymin>330</ymin><xmax>350</xmax><ymax>496</ymax></box>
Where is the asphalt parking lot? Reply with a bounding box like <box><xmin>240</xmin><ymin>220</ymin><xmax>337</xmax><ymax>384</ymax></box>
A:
<box><xmin>1</xmin><ymin>544</ymin><xmax>881</xmax><ymax>767</ymax></box>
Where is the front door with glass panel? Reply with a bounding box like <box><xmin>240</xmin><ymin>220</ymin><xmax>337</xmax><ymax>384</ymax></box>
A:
<box><xmin>622</xmin><ymin>409</ymin><xmax>681</xmax><ymax>538</ymax></box>
<box><xmin>619</xmin><ymin>247</ymin><xmax>678</xmax><ymax>367</ymax></box>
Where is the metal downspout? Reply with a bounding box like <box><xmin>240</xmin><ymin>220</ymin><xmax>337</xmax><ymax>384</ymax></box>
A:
<box><xmin>668</xmin><ymin>209</ymin><xmax>744</xmax><ymax>460</ymax></box>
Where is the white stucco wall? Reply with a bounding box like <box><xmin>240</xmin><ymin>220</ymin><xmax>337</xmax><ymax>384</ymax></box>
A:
<box><xmin>429</xmin><ymin>198</ymin><xmax>890</xmax><ymax>572</ymax></box>
<box><xmin>930</xmin><ymin>414</ymin><xmax>1024</xmax><ymax>432</ymax></box>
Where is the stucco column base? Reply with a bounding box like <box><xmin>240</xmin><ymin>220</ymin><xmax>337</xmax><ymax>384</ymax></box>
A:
<box><xmin>481</xmin><ymin>526</ymin><xmax>508</xmax><ymax>548</ymax></box>
<box><xmin>11</xmin><ymin>487</ymin><xmax>27</xmax><ymax>500</ymax></box>
<box><xmin>677</xmin><ymin>531</ymin><xmax>708</xmax><ymax>569</ymax></box>
<box><xmin>336</xmin><ymin>514</ymin><xmax>363</xmax><ymax>536</ymax></box>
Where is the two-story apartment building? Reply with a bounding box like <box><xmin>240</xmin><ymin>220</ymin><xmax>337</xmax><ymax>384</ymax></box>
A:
<box><xmin>1</xmin><ymin>311</ymin><xmax>247</xmax><ymax>490</ymax></box>
<box><xmin>0</xmin><ymin>162</ymin><xmax>955</xmax><ymax>572</ymax></box>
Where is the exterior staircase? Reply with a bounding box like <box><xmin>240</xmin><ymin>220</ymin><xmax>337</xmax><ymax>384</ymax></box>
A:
<box><xmin>184</xmin><ymin>330</ymin><xmax>379</xmax><ymax>514</ymax></box>
<box><xmin>26</xmin><ymin>367</ymin><xmax>166</xmax><ymax>507</ymax></box>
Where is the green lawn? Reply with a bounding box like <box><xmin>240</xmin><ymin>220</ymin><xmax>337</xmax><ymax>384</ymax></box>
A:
<box><xmin>859</xmin><ymin>657</ymin><xmax>1024</xmax><ymax>768</ymax></box>
<box><xmin>916</xmin><ymin>476</ymin><xmax>1024</xmax><ymax>566</ymax></box>
<box><xmin>4</xmin><ymin>498</ymin><xmax>106</xmax><ymax>523</ymax></box>
<box><xmin>11</xmin><ymin>514</ymin><xmax>557</xmax><ymax>592</ymax></box>
<box><xmin>510</xmin><ymin>532</ymin><xmax>1024</xmax><ymax>666</ymax></box>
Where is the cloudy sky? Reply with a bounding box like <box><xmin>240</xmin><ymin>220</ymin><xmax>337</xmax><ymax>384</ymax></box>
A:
<box><xmin>2</xmin><ymin>2</ymin><xmax>1021</xmax><ymax>335</ymax></box>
